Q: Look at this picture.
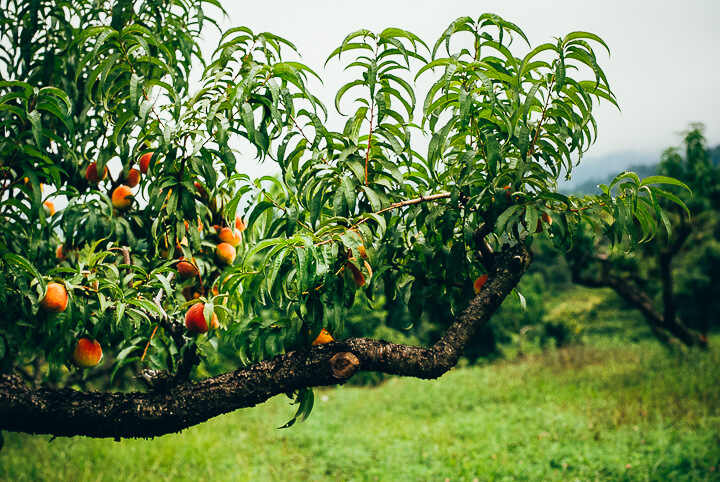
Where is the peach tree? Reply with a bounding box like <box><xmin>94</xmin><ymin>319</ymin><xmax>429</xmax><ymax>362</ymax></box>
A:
<box><xmin>0</xmin><ymin>1</ymin><xmax>687</xmax><ymax>439</ymax></box>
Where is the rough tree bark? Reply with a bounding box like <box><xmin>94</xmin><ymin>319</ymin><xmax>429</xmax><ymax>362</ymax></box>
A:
<box><xmin>0</xmin><ymin>244</ymin><xmax>533</xmax><ymax>440</ymax></box>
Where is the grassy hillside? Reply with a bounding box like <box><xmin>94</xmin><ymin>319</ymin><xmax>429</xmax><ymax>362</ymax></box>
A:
<box><xmin>2</xmin><ymin>336</ymin><xmax>719</xmax><ymax>481</ymax></box>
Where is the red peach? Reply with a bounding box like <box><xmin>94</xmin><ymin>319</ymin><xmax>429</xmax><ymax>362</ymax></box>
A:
<box><xmin>85</xmin><ymin>162</ymin><xmax>108</xmax><ymax>184</ymax></box>
<box><xmin>72</xmin><ymin>337</ymin><xmax>103</xmax><ymax>368</ymax></box>
<box><xmin>124</xmin><ymin>168</ymin><xmax>141</xmax><ymax>188</ymax></box>
<box><xmin>184</xmin><ymin>303</ymin><xmax>219</xmax><ymax>334</ymax></box>
<box><xmin>139</xmin><ymin>152</ymin><xmax>153</xmax><ymax>174</ymax></box>
<box><xmin>40</xmin><ymin>282</ymin><xmax>69</xmax><ymax>313</ymax></box>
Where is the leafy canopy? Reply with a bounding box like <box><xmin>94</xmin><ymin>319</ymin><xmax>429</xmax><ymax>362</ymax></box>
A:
<box><xmin>0</xmin><ymin>2</ymin><xmax>686</xmax><ymax>407</ymax></box>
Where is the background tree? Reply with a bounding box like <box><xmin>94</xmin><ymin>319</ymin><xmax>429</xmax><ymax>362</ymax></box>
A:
<box><xmin>566</xmin><ymin>125</ymin><xmax>715</xmax><ymax>347</ymax></box>
<box><xmin>0</xmin><ymin>1</ymin><xmax>688</xmax><ymax>439</ymax></box>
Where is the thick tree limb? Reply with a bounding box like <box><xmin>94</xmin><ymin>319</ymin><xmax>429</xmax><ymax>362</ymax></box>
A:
<box><xmin>571</xmin><ymin>252</ymin><xmax>705</xmax><ymax>348</ymax></box>
<box><xmin>659</xmin><ymin>220</ymin><xmax>692</xmax><ymax>328</ymax></box>
<box><xmin>0</xmin><ymin>244</ymin><xmax>533</xmax><ymax>439</ymax></box>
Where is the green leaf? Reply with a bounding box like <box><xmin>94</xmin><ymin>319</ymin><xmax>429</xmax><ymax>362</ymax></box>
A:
<box><xmin>563</xmin><ymin>31</ymin><xmax>611</xmax><ymax>55</ymax></box>
<box><xmin>27</xmin><ymin>110</ymin><xmax>42</xmax><ymax>148</ymax></box>
<box><xmin>3</xmin><ymin>254</ymin><xmax>45</xmax><ymax>293</ymax></box>
<box><xmin>335</xmin><ymin>79</ymin><xmax>365</xmax><ymax>115</ymax></box>
<box><xmin>278</xmin><ymin>387</ymin><xmax>315</xmax><ymax>429</ymax></box>
<box><xmin>341</xmin><ymin>176</ymin><xmax>357</xmax><ymax>212</ymax></box>
<box><xmin>265</xmin><ymin>246</ymin><xmax>289</xmax><ymax>296</ymax></box>
<box><xmin>639</xmin><ymin>176</ymin><xmax>691</xmax><ymax>191</ymax></box>
<box><xmin>294</xmin><ymin>245</ymin><xmax>309</xmax><ymax>293</ymax></box>
<box><xmin>361</xmin><ymin>186</ymin><xmax>383</xmax><ymax>212</ymax></box>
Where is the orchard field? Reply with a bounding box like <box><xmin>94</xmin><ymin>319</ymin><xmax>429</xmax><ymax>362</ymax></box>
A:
<box><xmin>2</xmin><ymin>295</ymin><xmax>719</xmax><ymax>481</ymax></box>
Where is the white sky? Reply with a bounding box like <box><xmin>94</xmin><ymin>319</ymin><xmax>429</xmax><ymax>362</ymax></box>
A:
<box><xmin>200</xmin><ymin>0</ymin><xmax>720</xmax><ymax>178</ymax></box>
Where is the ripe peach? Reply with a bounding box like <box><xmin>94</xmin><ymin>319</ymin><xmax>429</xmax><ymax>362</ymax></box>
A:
<box><xmin>194</xmin><ymin>182</ymin><xmax>209</xmax><ymax>200</ymax></box>
<box><xmin>218</xmin><ymin>227</ymin><xmax>242</xmax><ymax>247</ymax></box>
<box><xmin>56</xmin><ymin>245</ymin><xmax>66</xmax><ymax>261</ymax></box>
<box><xmin>72</xmin><ymin>337</ymin><xmax>103</xmax><ymax>368</ymax></box>
<box><xmin>85</xmin><ymin>162</ymin><xmax>108</xmax><ymax>184</ymax></box>
<box><xmin>40</xmin><ymin>282</ymin><xmax>68</xmax><ymax>313</ymax></box>
<box><xmin>111</xmin><ymin>185</ymin><xmax>134</xmax><ymax>211</ymax></box>
<box><xmin>311</xmin><ymin>328</ymin><xmax>334</xmax><ymax>346</ymax></box>
<box><xmin>43</xmin><ymin>201</ymin><xmax>55</xmax><ymax>216</ymax></box>
<box><xmin>177</xmin><ymin>259</ymin><xmax>199</xmax><ymax>279</ymax></box>
<box><xmin>235</xmin><ymin>216</ymin><xmax>246</xmax><ymax>232</ymax></box>
<box><xmin>139</xmin><ymin>152</ymin><xmax>153</xmax><ymax>174</ymax></box>
<box><xmin>473</xmin><ymin>274</ymin><xmax>488</xmax><ymax>294</ymax></box>
<box><xmin>216</xmin><ymin>242</ymin><xmax>236</xmax><ymax>265</ymax></box>
<box><xmin>184</xmin><ymin>303</ymin><xmax>219</xmax><ymax>334</ymax></box>
<box><xmin>124</xmin><ymin>168</ymin><xmax>141</xmax><ymax>188</ymax></box>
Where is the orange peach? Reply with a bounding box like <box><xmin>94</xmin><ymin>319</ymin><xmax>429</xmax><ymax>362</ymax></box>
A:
<box><xmin>177</xmin><ymin>259</ymin><xmax>199</xmax><ymax>279</ymax></box>
<box><xmin>194</xmin><ymin>182</ymin><xmax>209</xmax><ymax>200</ymax></box>
<box><xmin>216</xmin><ymin>242</ymin><xmax>236</xmax><ymax>265</ymax></box>
<box><xmin>72</xmin><ymin>337</ymin><xmax>103</xmax><ymax>368</ymax></box>
<box><xmin>311</xmin><ymin>328</ymin><xmax>334</xmax><ymax>346</ymax></box>
<box><xmin>40</xmin><ymin>282</ymin><xmax>68</xmax><ymax>313</ymax></box>
<box><xmin>218</xmin><ymin>227</ymin><xmax>242</xmax><ymax>247</ymax></box>
<box><xmin>43</xmin><ymin>201</ymin><xmax>55</xmax><ymax>216</ymax></box>
<box><xmin>235</xmin><ymin>216</ymin><xmax>246</xmax><ymax>232</ymax></box>
<box><xmin>535</xmin><ymin>212</ymin><xmax>553</xmax><ymax>233</ymax></box>
<box><xmin>124</xmin><ymin>168</ymin><xmax>141</xmax><ymax>188</ymax></box>
<box><xmin>184</xmin><ymin>218</ymin><xmax>204</xmax><ymax>232</ymax></box>
<box><xmin>111</xmin><ymin>185</ymin><xmax>133</xmax><ymax>211</ymax></box>
<box><xmin>346</xmin><ymin>260</ymin><xmax>366</xmax><ymax>288</ymax></box>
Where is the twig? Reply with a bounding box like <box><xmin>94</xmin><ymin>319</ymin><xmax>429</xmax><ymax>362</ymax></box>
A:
<box><xmin>353</xmin><ymin>192</ymin><xmax>451</xmax><ymax>228</ymax></box>
<box><xmin>527</xmin><ymin>76</ymin><xmax>555</xmax><ymax>158</ymax></box>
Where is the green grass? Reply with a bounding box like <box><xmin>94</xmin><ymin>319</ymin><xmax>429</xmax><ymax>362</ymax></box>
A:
<box><xmin>2</xmin><ymin>337</ymin><xmax>719</xmax><ymax>481</ymax></box>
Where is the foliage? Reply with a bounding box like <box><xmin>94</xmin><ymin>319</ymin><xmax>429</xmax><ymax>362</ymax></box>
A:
<box><xmin>0</xmin><ymin>0</ymin><xmax>690</xmax><ymax>433</ymax></box>
<box><xmin>2</xmin><ymin>335</ymin><xmax>719</xmax><ymax>479</ymax></box>
<box><xmin>566</xmin><ymin>125</ymin><xmax>719</xmax><ymax>337</ymax></box>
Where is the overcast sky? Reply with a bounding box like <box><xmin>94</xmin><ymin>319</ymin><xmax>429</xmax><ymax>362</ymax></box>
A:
<box><xmin>201</xmin><ymin>0</ymin><xmax>720</xmax><ymax>178</ymax></box>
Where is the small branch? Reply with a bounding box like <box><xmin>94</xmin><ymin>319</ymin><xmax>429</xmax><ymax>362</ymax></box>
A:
<box><xmin>120</xmin><ymin>246</ymin><xmax>132</xmax><ymax>288</ymax></box>
<box><xmin>365</xmin><ymin>102</ymin><xmax>374</xmax><ymax>186</ymax></box>
<box><xmin>261</xmin><ymin>191</ymin><xmax>313</xmax><ymax>232</ymax></box>
<box><xmin>354</xmin><ymin>192</ymin><xmax>451</xmax><ymax>228</ymax></box>
<box><xmin>527</xmin><ymin>76</ymin><xmax>555</xmax><ymax>158</ymax></box>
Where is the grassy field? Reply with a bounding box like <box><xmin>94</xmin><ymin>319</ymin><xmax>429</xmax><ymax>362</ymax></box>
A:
<box><xmin>1</xmin><ymin>337</ymin><xmax>719</xmax><ymax>481</ymax></box>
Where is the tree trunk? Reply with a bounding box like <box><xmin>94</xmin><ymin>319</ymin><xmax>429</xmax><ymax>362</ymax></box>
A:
<box><xmin>571</xmin><ymin>245</ymin><xmax>706</xmax><ymax>349</ymax></box>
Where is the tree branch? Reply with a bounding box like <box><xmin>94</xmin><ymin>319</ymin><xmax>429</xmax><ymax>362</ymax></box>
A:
<box><xmin>0</xmin><ymin>244</ymin><xmax>532</xmax><ymax>440</ymax></box>
<box><xmin>570</xmin><ymin>254</ymin><xmax>706</xmax><ymax>349</ymax></box>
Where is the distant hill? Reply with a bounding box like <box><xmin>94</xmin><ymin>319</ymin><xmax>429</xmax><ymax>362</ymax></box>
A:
<box><xmin>559</xmin><ymin>144</ymin><xmax>720</xmax><ymax>196</ymax></box>
<box><xmin>562</xmin><ymin>163</ymin><xmax>659</xmax><ymax>195</ymax></box>
<box><xmin>558</xmin><ymin>150</ymin><xmax>659</xmax><ymax>195</ymax></box>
